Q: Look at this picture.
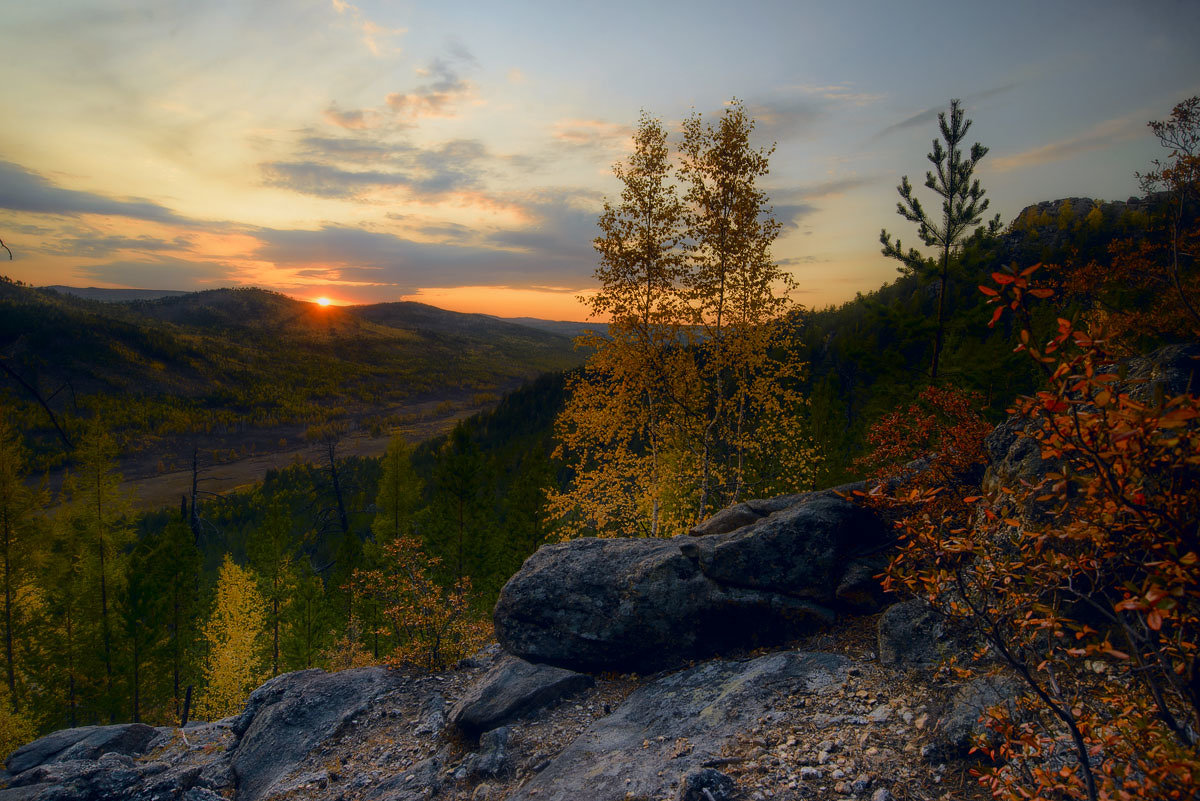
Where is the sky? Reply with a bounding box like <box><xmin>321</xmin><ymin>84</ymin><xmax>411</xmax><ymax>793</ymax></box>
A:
<box><xmin>1</xmin><ymin>0</ymin><xmax>1198</xmax><ymax>320</ymax></box>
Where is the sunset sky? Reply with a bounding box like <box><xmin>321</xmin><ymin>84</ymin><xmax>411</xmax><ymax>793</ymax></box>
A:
<box><xmin>2</xmin><ymin>0</ymin><xmax>1198</xmax><ymax>319</ymax></box>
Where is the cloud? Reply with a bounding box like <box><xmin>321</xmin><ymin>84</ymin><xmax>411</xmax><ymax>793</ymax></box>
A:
<box><xmin>77</xmin><ymin>256</ymin><xmax>236</xmax><ymax>288</ymax></box>
<box><xmin>299</xmin><ymin>135</ymin><xmax>398</xmax><ymax>162</ymax></box>
<box><xmin>990</xmin><ymin>114</ymin><xmax>1146</xmax><ymax>173</ymax></box>
<box><xmin>322</xmin><ymin>105</ymin><xmax>378</xmax><ymax>130</ymax></box>
<box><xmin>262</xmin><ymin>138</ymin><xmax>490</xmax><ymax>200</ymax></box>
<box><xmin>37</xmin><ymin>233</ymin><xmax>189</xmax><ymax>259</ymax></box>
<box><xmin>551</xmin><ymin>119</ymin><xmax>632</xmax><ymax>149</ymax></box>
<box><xmin>793</xmin><ymin>84</ymin><xmax>884</xmax><ymax>106</ymax></box>
<box><xmin>386</xmin><ymin>53</ymin><xmax>478</xmax><ymax>120</ymax></box>
<box><xmin>331</xmin><ymin>0</ymin><xmax>406</xmax><ymax>56</ymax></box>
<box><xmin>874</xmin><ymin>83</ymin><xmax>1021</xmax><ymax>140</ymax></box>
<box><xmin>252</xmin><ymin>224</ymin><xmax>588</xmax><ymax>291</ymax></box>
<box><xmin>485</xmin><ymin>189</ymin><xmax>600</xmax><ymax>263</ymax></box>
<box><xmin>771</xmin><ymin>176</ymin><xmax>875</xmax><ymax>228</ymax></box>
<box><xmin>0</xmin><ymin>161</ymin><xmax>185</xmax><ymax>223</ymax></box>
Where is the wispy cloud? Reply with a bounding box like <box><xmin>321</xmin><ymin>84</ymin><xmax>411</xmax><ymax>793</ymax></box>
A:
<box><xmin>990</xmin><ymin>113</ymin><xmax>1146</xmax><ymax>173</ymax></box>
<box><xmin>771</xmin><ymin>176</ymin><xmax>876</xmax><ymax>228</ymax></box>
<box><xmin>551</xmin><ymin>119</ymin><xmax>632</xmax><ymax>149</ymax></box>
<box><xmin>874</xmin><ymin>82</ymin><xmax>1021</xmax><ymax>140</ymax></box>
<box><xmin>262</xmin><ymin>138</ymin><xmax>490</xmax><ymax>201</ymax></box>
<box><xmin>0</xmin><ymin>161</ymin><xmax>186</xmax><ymax>223</ymax></box>
<box><xmin>322</xmin><ymin>104</ymin><xmax>378</xmax><ymax>131</ymax></box>
<box><xmin>78</xmin><ymin>256</ymin><xmax>236</xmax><ymax>288</ymax></box>
<box><xmin>386</xmin><ymin>51</ymin><xmax>478</xmax><ymax>120</ymax></box>
<box><xmin>331</xmin><ymin>0</ymin><xmax>406</xmax><ymax>56</ymax></box>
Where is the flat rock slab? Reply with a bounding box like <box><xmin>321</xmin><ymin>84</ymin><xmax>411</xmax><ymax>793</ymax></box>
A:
<box><xmin>231</xmin><ymin>666</ymin><xmax>403</xmax><ymax>801</ymax></box>
<box><xmin>509</xmin><ymin>650</ymin><xmax>849</xmax><ymax>801</ymax></box>
<box><xmin>450</xmin><ymin>655</ymin><xmax>594</xmax><ymax>738</ymax></box>
<box><xmin>4</xmin><ymin>724</ymin><xmax>157</xmax><ymax>775</ymax></box>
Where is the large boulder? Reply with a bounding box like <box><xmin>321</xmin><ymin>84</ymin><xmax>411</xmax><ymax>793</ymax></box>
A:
<box><xmin>508</xmin><ymin>650</ymin><xmax>849</xmax><ymax>801</ymax></box>
<box><xmin>449</xmin><ymin>655</ymin><xmax>593</xmax><ymax>738</ymax></box>
<box><xmin>230</xmin><ymin>666</ymin><xmax>403</xmax><ymax>801</ymax></box>
<box><xmin>495</xmin><ymin>493</ymin><xmax>888</xmax><ymax>672</ymax></box>
<box><xmin>4</xmin><ymin>725</ymin><xmax>158</xmax><ymax>776</ymax></box>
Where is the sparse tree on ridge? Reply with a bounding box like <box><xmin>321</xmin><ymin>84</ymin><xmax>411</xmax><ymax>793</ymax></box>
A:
<box><xmin>881</xmin><ymin>98</ymin><xmax>999</xmax><ymax>382</ymax></box>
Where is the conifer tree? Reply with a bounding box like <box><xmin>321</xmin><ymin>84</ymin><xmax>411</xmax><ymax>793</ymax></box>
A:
<box><xmin>373</xmin><ymin>435</ymin><xmax>420</xmax><ymax>543</ymax></box>
<box><xmin>880</xmin><ymin>98</ymin><xmax>999</xmax><ymax>382</ymax></box>
<box><xmin>0</xmin><ymin>417</ymin><xmax>43</xmax><ymax>715</ymax></box>
<box><xmin>153</xmin><ymin>518</ymin><xmax>203</xmax><ymax>721</ymax></box>
<box><xmin>195</xmin><ymin>555</ymin><xmax>266</xmax><ymax>720</ymax></box>
<box><xmin>63</xmin><ymin>421</ymin><xmax>134</xmax><ymax>719</ymax></box>
<box><xmin>432</xmin><ymin>423</ymin><xmax>484</xmax><ymax>582</ymax></box>
<box><xmin>119</xmin><ymin>541</ymin><xmax>162</xmax><ymax>722</ymax></box>
<box><xmin>247</xmin><ymin>497</ymin><xmax>298</xmax><ymax>677</ymax></box>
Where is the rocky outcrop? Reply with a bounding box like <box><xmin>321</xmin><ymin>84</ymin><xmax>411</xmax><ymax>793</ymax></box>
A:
<box><xmin>450</xmin><ymin>655</ymin><xmax>594</xmax><ymax>738</ymax></box>
<box><xmin>494</xmin><ymin>492</ymin><xmax>889</xmax><ymax>672</ymax></box>
<box><xmin>231</xmin><ymin>666</ymin><xmax>403</xmax><ymax>801</ymax></box>
<box><xmin>508</xmin><ymin>650</ymin><xmax>849</xmax><ymax>801</ymax></box>
<box><xmin>4</xmin><ymin>725</ymin><xmax>158</xmax><ymax>777</ymax></box>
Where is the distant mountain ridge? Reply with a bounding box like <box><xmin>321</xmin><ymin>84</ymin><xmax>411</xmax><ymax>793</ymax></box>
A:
<box><xmin>44</xmin><ymin>285</ymin><xmax>191</xmax><ymax>302</ymax></box>
<box><xmin>1</xmin><ymin>282</ymin><xmax>585</xmax><ymax>468</ymax></box>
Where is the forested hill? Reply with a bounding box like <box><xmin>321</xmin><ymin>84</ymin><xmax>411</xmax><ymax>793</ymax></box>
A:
<box><xmin>799</xmin><ymin>193</ymin><xmax>1168</xmax><ymax>485</ymax></box>
<box><xmin>0</xmin><ymin>282</ymin><xmax>584</xmax><ymax>470</ymax></box>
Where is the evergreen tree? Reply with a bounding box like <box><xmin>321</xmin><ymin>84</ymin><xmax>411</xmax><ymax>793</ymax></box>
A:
<box><xmin>372</xmin><ymin>435</ymin><xmax>420</xmax><ymax>543</ymax></box>
<box><xmin>880</xmin><ymin>98</ymin><xmax>999</xmax><ymax>382</ymax></box>
<box><xmin>431</xmin><ymin>423</ymin><xmax>485</xmax><ymax>582</ymax></box>
<box><xmin>246</xmin><ymin>497</ymin><xmax>299</xmax><ymax>677</ymax></box>
<box><xmin>62</xmin><ymin>421</ymin><xmax>134</xmax><ymax>720</ymax></box>
<box><xmin>152</xmin><ymin>518</ymin><xmax>203</xmax><ymax>721</ymax></box>
<box><xmin>0</xmin><ymin>417</ymin><xmax>43</xmax><ymax>715</ymax></box>
<box><xmin>119</xmin><ymin>541</ymin><xmax>162</xmax><ymax>722</ymax></box>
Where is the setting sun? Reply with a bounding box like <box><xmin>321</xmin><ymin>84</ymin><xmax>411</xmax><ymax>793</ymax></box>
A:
<box><xmin>315</xmin><ymin>297</ymin><xmax>331</xmax><ymax>307</ymax></box>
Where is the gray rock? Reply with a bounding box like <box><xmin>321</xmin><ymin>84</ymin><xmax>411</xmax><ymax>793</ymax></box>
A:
<box><xmin>450</xmin><ymin>655</ymin><xmax>594</xmax><ymax>737</ymax></box>
<box><xmin>835</xmin><ymin>555</ymin><xmax>889</xmax><ymax>612</ymax></box>
<box><xmin>495</xmin><ymin>493</ymin><xmax>885</xmax><ymax>672</ymax></box>
<box><xmin>413</xmin><ymin>693</ymin><xmax>446</xmax><ymax>738</ymax></box>
<box><xmin>465</xmin><ymin>727</ymin><xmax>510</xmax><ymax>779</ymax></box>
<box><xmin>877</xmin><ymin>599</ymin><xmax>946</xmax><ymax>668</ymax></box>
<box><xmin>5</xmin><ymin>725</ymin><xmax>157</xmax><ymax>775</ymax></box>
<box><xmin>676</xmin><ymin>767</ymin><xmax>736</xmax><ymax>801</ymax></box>
<box><xmin>932</xmin><ymin>675</ymin><xmax>1023</xmax><ymax>759</ymax></box>
<box><xmin>508</xmin><ymin>650</ymin><xmax>849</xmax><ymax>801</ymax></box>
<box><xmin>367</xmin><ymin>750</ymin><xmax>443</xmax><ymax>801</ymax></box>
<box><xmin>0</xmin><ymin>784</ymin><xmax>53</xmax><ymax>801</ymax></box>
<box><xmin>230</xmin><ymin>666</ymin><xmax>403</xmax><ymax>801</ymax></box>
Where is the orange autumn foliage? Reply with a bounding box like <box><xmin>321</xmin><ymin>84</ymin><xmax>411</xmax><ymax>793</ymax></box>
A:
<box><xmin>873</xmin><ymin>258</ymin><xmax>1200</xmax><ymax>800</ymax></box>
<box><xmin>353</xmin><ymin>536</ymin><xmax>490</xmax><ymax>673</ymax></box>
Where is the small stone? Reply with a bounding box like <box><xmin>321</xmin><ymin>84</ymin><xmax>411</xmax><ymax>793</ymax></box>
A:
<box><xmin>872</xmin><ymin>789</ymin><xmax>895</xmax><ymax>801</ymax></box>
<box><xmin>799</xmin><ymin>766</ymin><xmax>822</xmax><ymax>780</ymax></box>
<box><xmin>831</xmin><ymin>768</ymin><xmax>845</xmax><ymax>779</ymax></box>
<box><xmin>852</xmin><ymin>774</ymin><xmax>872</xmax><ymax>794</ymax></box>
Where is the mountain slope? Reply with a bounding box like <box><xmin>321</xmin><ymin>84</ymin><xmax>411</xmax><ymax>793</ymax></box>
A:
<box><xmin>0</xmin><ymin>282</ymin><xmax>583</xmax><ymax>468</ymax></box>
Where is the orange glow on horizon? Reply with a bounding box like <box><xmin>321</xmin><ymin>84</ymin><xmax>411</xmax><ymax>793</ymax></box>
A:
<box><xmin>315</xmin><ymin>296</ymin><xmax>332</xmax><ymax>306</ymax></box>
<box><xmin>401</xmin><ymin>285</ymin><xmax>600</xmax><ymax>321</ymax></box>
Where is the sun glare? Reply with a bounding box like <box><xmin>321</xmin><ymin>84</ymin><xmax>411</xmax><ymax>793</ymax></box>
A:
<box><xmin>316</xmin><ymin>297</ymin><xmax>331</xmax><ymax>306</ymax></box>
